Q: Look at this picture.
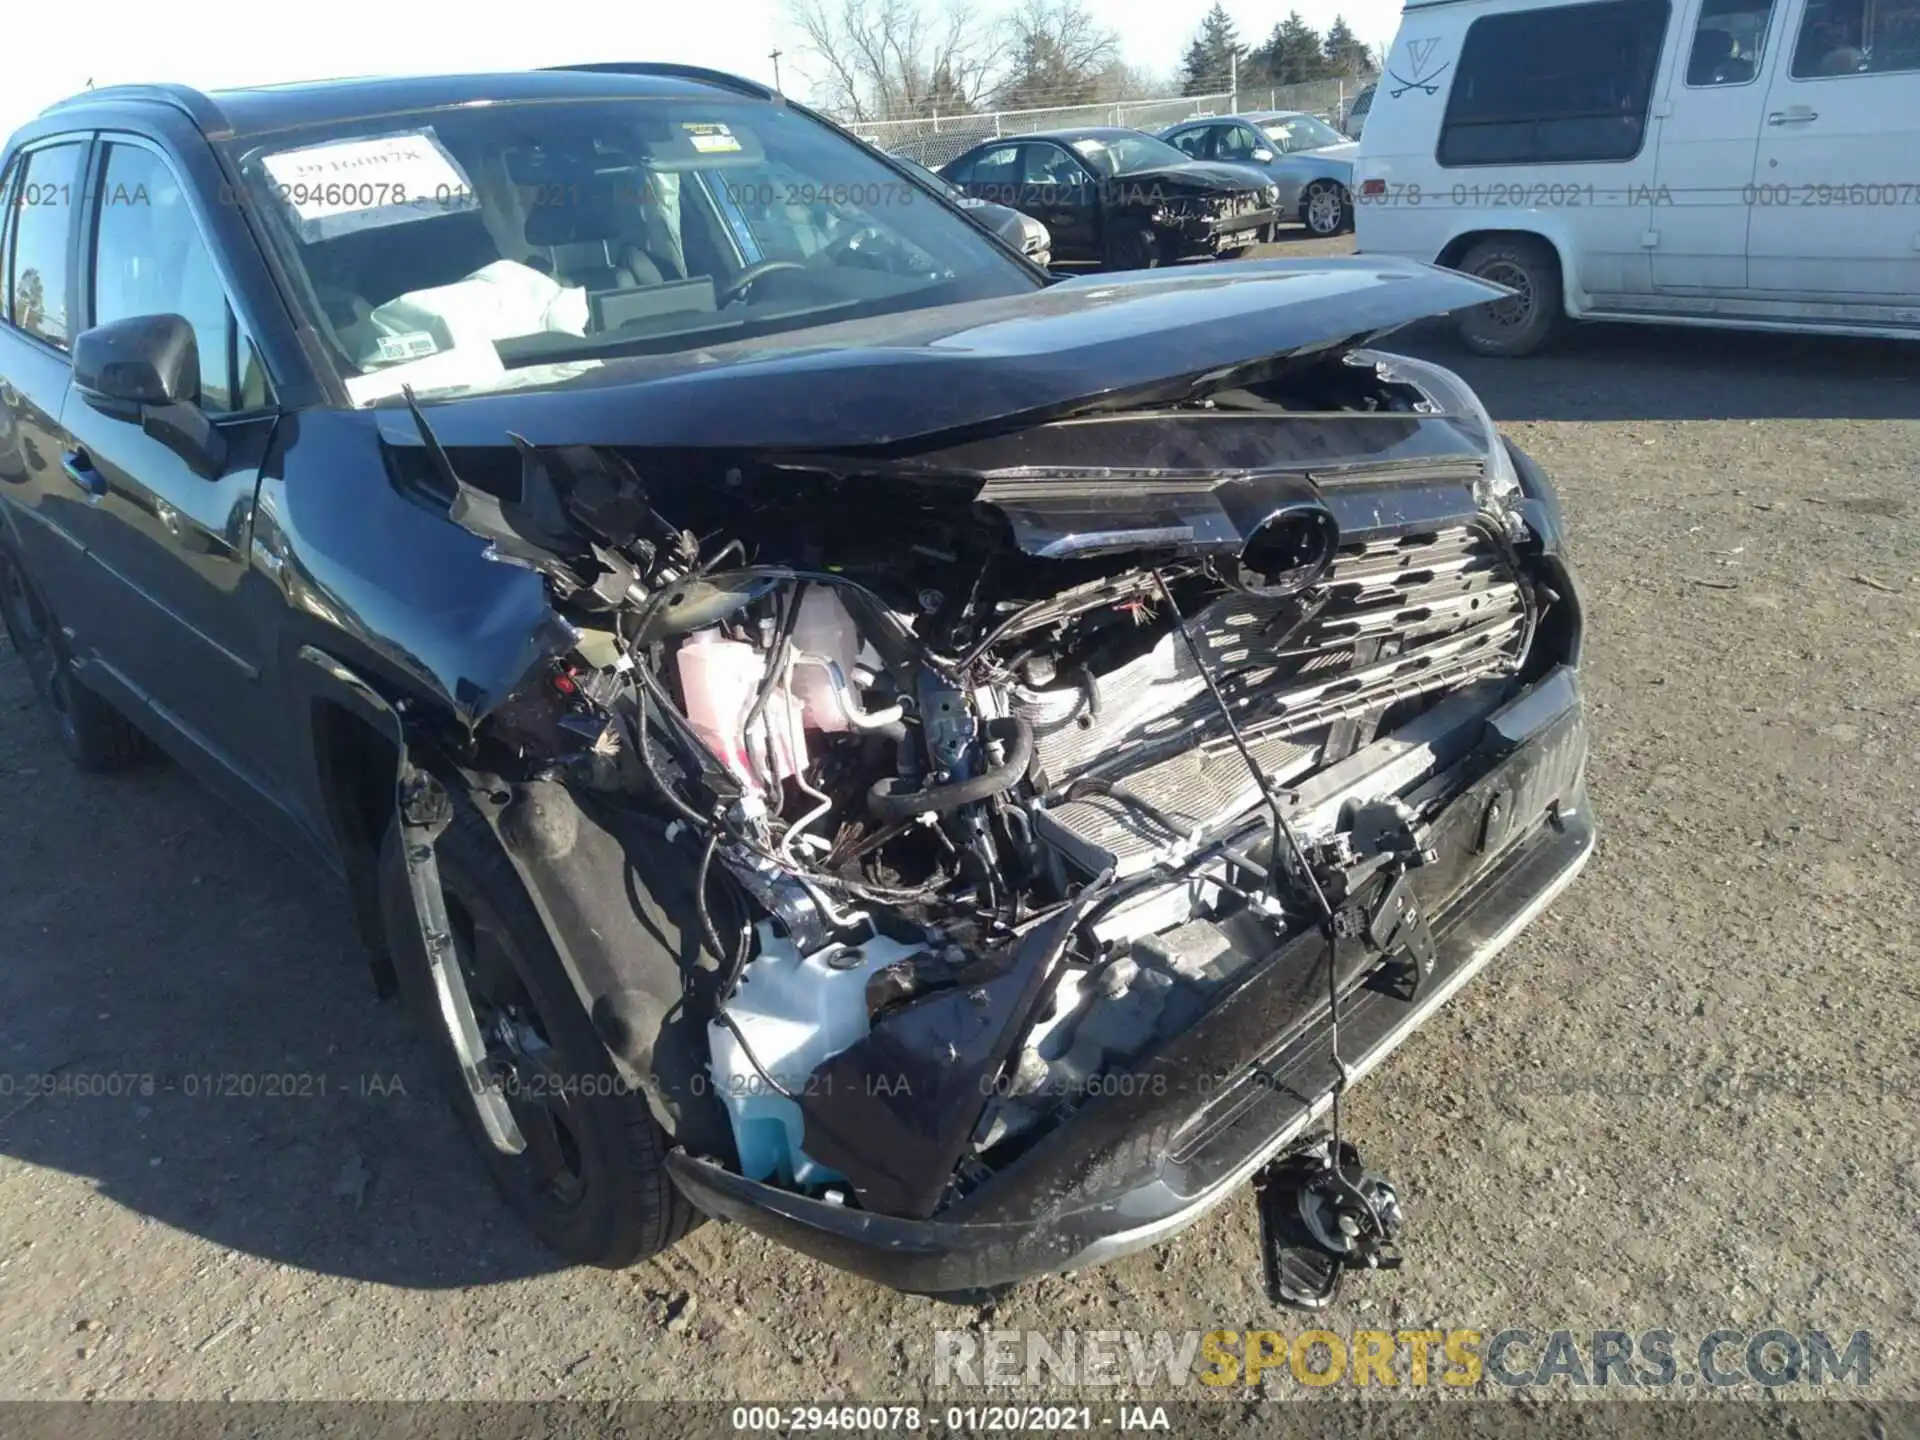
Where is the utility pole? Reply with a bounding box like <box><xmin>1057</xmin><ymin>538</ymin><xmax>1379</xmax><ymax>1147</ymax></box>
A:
<box><xmin>769</xmin><ymin>47</ymin><xmax>784</xmax><ymax>92</ymax></box>
<box><xmin>1229</xmin><ymin>51</ymin><xmax>1238</xmax><ymax>113</ymax></box>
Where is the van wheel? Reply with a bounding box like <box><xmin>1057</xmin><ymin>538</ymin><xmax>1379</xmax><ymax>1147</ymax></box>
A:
<box><xmin>1302</xmin><ymin>181</ymin><xmax>1351</xmax><ymax>237</ymax></box>
<box><xmin>1103</xmin><ymin>218</ymin><xmax>1160</xmax><ymax>271</ymax></box>
<box><xmin>378</xmin><ymin>804</ymin><xmax>698</xmax><ymax>1268</ymax></box>
<box><xmin>1454</xmin><ymin>236</ymin><xmax>1564</xmax><ymax>357</ymax></box>
<box><xmin>0</xmin><ymin>549</ymin><xmax>151</xmax><ymax>773</ymax></box>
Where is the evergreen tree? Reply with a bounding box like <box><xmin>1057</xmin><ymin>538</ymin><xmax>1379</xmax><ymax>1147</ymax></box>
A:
<box><xmin>1322</xmin><ymin>15</ymin><xmax>1373</xmax><ymax>75</ymax></box>
<box><xmin>1180</xmin><ymin>3</ymin><xmax>1248</xmax><ymax>95</ymax></box>
<box><xmin>1254</xmin><ymin>12</ymin><xmax>1330</xmax><ymax>86</ymax></box>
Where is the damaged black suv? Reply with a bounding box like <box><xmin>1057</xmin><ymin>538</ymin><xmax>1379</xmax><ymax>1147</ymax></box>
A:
<box><xmin>0</xmin><ymin>64</ymin><xmax>1591</xmax><ymax>1298</ymax></box>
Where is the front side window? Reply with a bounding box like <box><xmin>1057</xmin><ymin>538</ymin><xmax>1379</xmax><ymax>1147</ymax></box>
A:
<box><xmin>1687</xmin><ymin>0</ymin><xmax>1777</xmax><ymax>83</ymax></box>
<box><xmin>1023</xmin><ymin>145</ymin><xmax>1090</xmax><ymax>185</ymax></box>
<box><xmin>1215</xmin><ymin>125</ymin><xmax>1263</xmax><ymax>160</ymax></box>
<box><xmin>964</xmin><ymin>145</ymin><xmax>1023</xmax><ymax>186</ymax></box>
<box><xmin>1791</xmin><ymin>0</ymin><xmax>1920</xmax><ymax>75</ymax></box>
<box><xmin>91</xmin><ymin>143</ymin><xmax>237</xmax><ymax>410</ymax></box>
<box><xmin>227</xmin><ymin>99</ymin><xmax>1035</xmax><ymax>404</ymax></box>
<box><xmin>1439</xmin><ymin>0</ymin><xmax>1671</xmax><ymax>166</ymax></box>
<box><xmin>8</xmin><ymin>143</ymin><xmax>85</xmax><ymax>349</ymax></box>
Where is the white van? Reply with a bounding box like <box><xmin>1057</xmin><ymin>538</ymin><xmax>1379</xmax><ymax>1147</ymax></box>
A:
<box><xmin>1354</xmin><ymin>0</ymin><xmax>1920</xmax><ymax>353</ymax></box>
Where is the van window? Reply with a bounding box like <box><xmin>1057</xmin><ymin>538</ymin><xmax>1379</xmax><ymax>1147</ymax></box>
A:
<box><xmin>1791</xmin><ymin>0</ymin><xmax>1920</xmax><ymax>75</ymax></box>
<box><xmin>1438</xmin><ymin>0</ymin><xmax>1672</xmax><ymax>166</ymax></box>
<box><xmin>1686</xmin><ymin>0</ymin><xmax>1777</xmax><ymax>84</ymax></box>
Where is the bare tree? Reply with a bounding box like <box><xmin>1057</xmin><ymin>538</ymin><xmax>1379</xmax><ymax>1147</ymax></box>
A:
<box><xmin>997</xmin><ymin>0</ymin><xmax>1121</xmax><ymax>109</ymax></box>
<box><xmin>788</xmin><ymin>0</ymin><xmax>1005</xmax><ymax>122</ymax></box>
<box><xmin>1092</xmin><ymin>61</ymin><xmax>1177</xmax><ymax>103</ymax></box>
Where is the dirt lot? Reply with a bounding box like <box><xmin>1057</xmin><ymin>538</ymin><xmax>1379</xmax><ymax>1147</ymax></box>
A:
<box><xmin>1</xmin><ymin>233</ymin><xmax>1916</xmax><ymax>1410</ymax></box>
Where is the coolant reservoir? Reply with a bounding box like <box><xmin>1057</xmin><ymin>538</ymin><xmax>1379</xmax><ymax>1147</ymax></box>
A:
<box><xmin>675</xmin><ymin>631</ymin><xmax>804</xmax><ymax>791</ymax></box>
<box><xmin>788</xmin><ymin>587</ymin><xmax>863</xmax><ymax>731</ymax></box>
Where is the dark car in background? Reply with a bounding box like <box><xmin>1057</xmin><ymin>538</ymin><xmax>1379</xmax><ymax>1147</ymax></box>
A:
<box><xmin>891</xmin><ymin>155</ymin><xmax>1051</xmax><ymax>268</ymax></box>
<box><xmin>938</xmin><ymin>127</ymin><xmax>1281</xmax><ymax>269</ymax></box>
<box><xmin>0</xmin><ymin>64</ymin><xmax>1591</xmax><ymax>1298</ymax></box>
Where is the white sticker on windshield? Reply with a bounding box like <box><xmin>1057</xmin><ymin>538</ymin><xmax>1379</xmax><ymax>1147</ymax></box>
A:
<box><xmin>682</xmin><ymin>122</ymin><xmax>742</xmax><ymax>154</ymax></box>
<box><xmin>374</xmin><ymin>330</ymin><xmax>439</xmax><ymax>363</ymax></box>
<box><xmin>260</xmin><ymin>129</ymin><xmax>478</xmax><ymax>242</ymax></box>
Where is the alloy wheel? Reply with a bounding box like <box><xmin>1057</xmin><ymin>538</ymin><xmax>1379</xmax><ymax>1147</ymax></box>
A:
<box><xmin>1306</xmin><ymin>184</ymin><xmax>1347</xmax><ymax>236</ymax></box>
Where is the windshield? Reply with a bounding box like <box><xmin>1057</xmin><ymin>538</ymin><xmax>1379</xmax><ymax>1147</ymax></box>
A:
<box><xmin>1261</xmin><ymin>114</ymin><xmax>1348</xmax><ymax>152</ymax></box>
<box><xmin>228</xmin><ymin>99</ymin><xmax>1035</xmax><ymax>404</ymax></box>
<box><xmin>1067</xmin><ymin>133</ymin><xmax>1192</xmax><ymax>176</ymax></box>
<box><xmin>894</xmin><ymin>156</ymin><xmax>963</xmax><ymax>201</ymax></box>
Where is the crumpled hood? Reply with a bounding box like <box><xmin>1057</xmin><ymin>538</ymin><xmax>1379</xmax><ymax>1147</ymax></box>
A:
<box><xmin>1118</xmin><ymin>160</ymin><xmax>1273</xmax><ymax>193</ymax></box>
<box><xmin>378</xmin><ymin>256</ymin><xmax>1505</xmax><ymax>454</ymax></box>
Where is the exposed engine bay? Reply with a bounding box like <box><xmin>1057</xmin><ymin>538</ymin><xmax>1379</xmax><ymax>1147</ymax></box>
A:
<box><xmin>420</xmin><ymin>345</ymin><xmax>1567</xmax><ymax>1223</ymax></box>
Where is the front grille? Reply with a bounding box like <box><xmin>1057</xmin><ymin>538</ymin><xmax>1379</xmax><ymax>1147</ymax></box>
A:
<box><xmin>1021</xmin><ymin>522</ymin><xmax>1532</xmax><ymax>796</ymax></box>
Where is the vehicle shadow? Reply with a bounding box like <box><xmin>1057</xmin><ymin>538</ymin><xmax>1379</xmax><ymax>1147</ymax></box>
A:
<box><xmin>0</xmin><ymin>647</ymin><xmax>563</xmax><ymax>1288</ymax></box>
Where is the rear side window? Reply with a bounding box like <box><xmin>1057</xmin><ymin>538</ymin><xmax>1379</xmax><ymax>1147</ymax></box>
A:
<box><xmin>1791</xmin><ymin>0</ymin><xmax>1920</xmax><ymax>75</ymax></box>
<box><xmin>0</xmin><ymin>155</ymin><xmax>17</xmax><ymax>308</ymax></box>
<box><xmin>7</xmin><ymin>143</ymin><xmax>85</xmax><ymax>348</ymax></box>
<box><xmin>1165</xmin><ymin>128</ymin><xmax>1208</xmax><ymax>157</ymax></box>
<box><xmin>1439</xmin><ymin>0</ymin><xmax>1671</xmax><ymax>166</ymax></box>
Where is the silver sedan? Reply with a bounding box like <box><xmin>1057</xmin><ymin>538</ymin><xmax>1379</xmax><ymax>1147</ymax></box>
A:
<box><xmin>1158</xmin><ymin>111</ymin><xmax>1356</xmax><ymax>237</ymax></box>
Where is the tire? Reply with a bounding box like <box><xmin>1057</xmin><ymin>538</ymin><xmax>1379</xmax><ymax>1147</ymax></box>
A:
<box><xmin>1453</xmin><ymin>236</ymin><xmax>1566</xmax><ymax>358</ymax></box>
<box><xmin>1102</xmin><ymin>217</ymin><xmax>1160</xmax><ymax>271</ymax></box>
<box><xmin>1302</xmin><ymin>180</ymin><xmax>1352</xmax><ymax>237</ymax></box>
<box><xmin>0</xmin><ymin>547</ymin><xmax>151</xmax><ymax>773</ymax></box>
<box><xmin>378</xmin><ymin>803</ymin><xmax>697</xmax><ymax>1268</ymax></box>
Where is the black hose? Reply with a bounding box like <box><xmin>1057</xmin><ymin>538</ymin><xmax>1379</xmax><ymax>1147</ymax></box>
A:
<box><xmin>867</xmin><ymin>717</ymin><xmax>1034</xmax><ymax>823</ymax></box>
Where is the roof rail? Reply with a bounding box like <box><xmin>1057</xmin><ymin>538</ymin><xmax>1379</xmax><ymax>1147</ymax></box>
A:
<box><xmin>39</xmin><ymin>82</ymin><xmax>232</xmax><ymax>137</ymax></box>
<box><xmin>539</xmin><ymin>63</ymin><xmax>776</xmax><ymax>100</ymax></box>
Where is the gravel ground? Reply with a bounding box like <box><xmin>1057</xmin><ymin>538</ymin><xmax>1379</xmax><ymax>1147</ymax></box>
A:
<box><xmin>1</xmin><ymin>232</ymin><xmax>1916</xmax><ymax>1410</ymax></box>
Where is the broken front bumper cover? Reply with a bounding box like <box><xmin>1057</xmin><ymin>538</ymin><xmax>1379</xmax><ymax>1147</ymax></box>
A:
<box><xmin>667</xmin><ymin>665</ymin><xmax>1593</xmax><ymax>1295</ymax></box>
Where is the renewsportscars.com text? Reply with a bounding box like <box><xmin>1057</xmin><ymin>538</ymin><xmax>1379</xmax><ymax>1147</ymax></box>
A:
<box><xmin>933</xmin><ymin>1327</ymin><xmax>1873</xmax><ymax>1390</ymax></box>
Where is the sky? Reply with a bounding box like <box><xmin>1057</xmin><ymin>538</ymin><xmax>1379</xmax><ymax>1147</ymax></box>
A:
<box><xmin>3</xmin><ymin>0</ymin><xmax>1404</xmax><ymax>136</ymax></box>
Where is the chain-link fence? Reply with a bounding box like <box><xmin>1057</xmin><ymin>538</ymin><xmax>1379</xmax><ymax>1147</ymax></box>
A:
<box><xmin>846</xmin><ymin>78</ymin><xmax>1365</xmax><ymax>169</ymax></box>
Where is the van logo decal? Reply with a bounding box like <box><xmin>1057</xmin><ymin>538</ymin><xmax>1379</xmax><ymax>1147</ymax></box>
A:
<box><xmin>1389</xmin><ymin>38</ymin><xmax>1451</xmax><ymax>97</ymax></box>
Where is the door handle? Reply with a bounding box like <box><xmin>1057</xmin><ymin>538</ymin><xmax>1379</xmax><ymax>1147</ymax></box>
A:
<box><xmin>61</xmin><ymin>448</ymin><xmax>107</xmax><ymax>497</ymax></box>
<box><xmin>1767</xmin><ymin>109</ymin><xmax>1818</xmax><ymax>125</ymax></box>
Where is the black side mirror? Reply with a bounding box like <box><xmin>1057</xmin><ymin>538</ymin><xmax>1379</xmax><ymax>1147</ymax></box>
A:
<box><xmin>72</xmin><ymin>315</ymin><xmax>227</xmax><ymax>478</ymax></box>
<box><xmin>74</xmin><ymin>313</ymin><xmax>199</xmax><ymax>406</ymax></box>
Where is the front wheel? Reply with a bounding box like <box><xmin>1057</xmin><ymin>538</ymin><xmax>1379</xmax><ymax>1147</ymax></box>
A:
<box><xmin>1102</xmin><ymin>218</ymin><xmax>1160</xmax><ymax>271</ymax></box>
<box><xmin>378</xmin><ymin>804</ymin><xmax>697</xmax><ymax>1267</ymax></box>
<box><xmin>1453</xmin><ymin>235</ymin><xmax>1566</xmax><ymax>358</ymax></box>
<box><xmin>1302</xmin><ymin>181</ymin><xmax>1352</xmax><ymax>237</ymax></box>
